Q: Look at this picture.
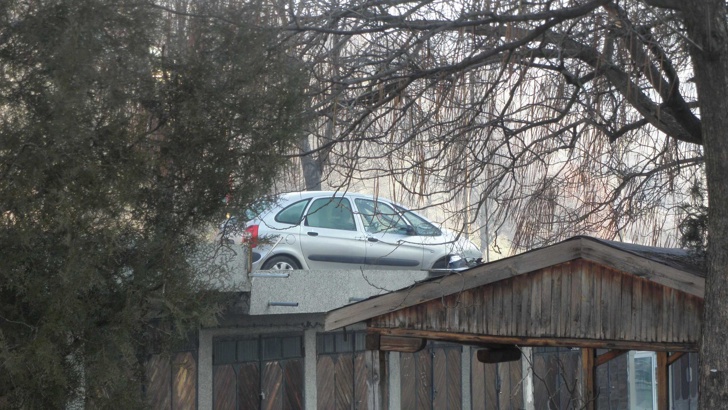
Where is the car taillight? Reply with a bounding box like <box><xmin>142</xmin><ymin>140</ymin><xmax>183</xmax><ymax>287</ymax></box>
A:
<box><xmin>244</xmin><ymin>225</ymin><xmax>259</xmax><ymax>248</ymax></box>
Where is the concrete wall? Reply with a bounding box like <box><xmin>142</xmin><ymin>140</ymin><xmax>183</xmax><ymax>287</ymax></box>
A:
<box><xmin>247</xmin><ymin>269</ymin><xmax>428</xmax><ymax>315</ymax></box>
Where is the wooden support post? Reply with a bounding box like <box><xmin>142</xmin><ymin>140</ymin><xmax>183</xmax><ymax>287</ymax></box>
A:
<box><xmin>582</xmin><ymin>348</ymin><xmax>596</xmax><ymax>410</ymax></box>
<box><xmin>374</xmin><ymin>350</ymin><xmax>387</xmax><ymax>410</ymax></box>
<box><xmin>657</xmin><ymin>352</ymin><xmax>669</xmax><ymax>410</ymax></box>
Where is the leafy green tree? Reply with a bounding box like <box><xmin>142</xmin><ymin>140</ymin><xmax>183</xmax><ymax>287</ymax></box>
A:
<box><xmin>0</xmin><ymin>0</ymin><xmax>305</xmax><ymax>407</ymax></box>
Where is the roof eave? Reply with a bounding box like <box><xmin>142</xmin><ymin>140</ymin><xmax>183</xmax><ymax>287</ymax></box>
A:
<box><xmin>324</xmin><ymin>236</ymin><xmax>705</xmax><ymax>331</ymax></box>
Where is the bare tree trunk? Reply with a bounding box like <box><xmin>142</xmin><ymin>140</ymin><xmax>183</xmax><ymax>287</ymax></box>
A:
<box><xmin>298</xmin><ymin>29</ymin><xmax>344</xmax><ymax>191</ymax></box>
<box><xmin>683</xmin><ymin>1</ymin><xmax>728</xmax><ymax>408</ymax></box>
<box><xmin>300</xmin><ymin>135</ymin><xmax>322</xmax><ymax>191</ymax></box>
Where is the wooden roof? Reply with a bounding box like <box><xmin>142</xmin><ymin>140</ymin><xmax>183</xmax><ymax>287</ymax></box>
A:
<box><xmin>325</xmin><ymin>236</ymin><xmax>705</xmax><ymax>351</ymax></box>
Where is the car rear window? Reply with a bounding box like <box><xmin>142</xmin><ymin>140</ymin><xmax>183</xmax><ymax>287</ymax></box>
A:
<box><xmin>275</xmin><ymin>199</ymin><xmax>310</xmax><ymax>225</ymax></box>
<box><xmin>244</xmin><ymin>199</ymin><xmax>275</xmax><ymax>220</ymax></box>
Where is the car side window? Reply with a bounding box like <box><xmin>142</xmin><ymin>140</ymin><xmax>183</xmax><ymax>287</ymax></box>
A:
<box><xmin>275</xmin><ymin>199</ymin><xmax>310</xmax><ymax>225</ymax></box>
<box><xmin>305</xmin><ymin>198</ymin><xmax>357</xmax><ymax>231</ymax></box>
<box><xmin>355</xmin><ymin>199</ymin><xmax>410</xmax><ymax>234</ymax></box>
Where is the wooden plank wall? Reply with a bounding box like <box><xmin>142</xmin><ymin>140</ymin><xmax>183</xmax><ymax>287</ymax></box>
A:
<box><xmin>400</xmin><ymin>349</ymin><xmax>432</xmax><ymax>409</ymax></box>
<box><xmin>146</xmin><ymin>354</ymin><xmax>172</xmax><ymax>410</ymax></box>
<box><xmin>212</xmin><ymin>364</ymin><xmax>237</xmax><ymax>410</ymax></box>
<box><xmin>146</xmin><ymin>352</ymin><xmax>197</xmax><ymax>410</ymax></box>
<box><xmin>317</xmin><ymin>352</ymin><xmax>377</xmax><ymax>410</ymax></box>
<box><xmin>471</xmin><ymin>353</ymin><xmax>523</xmax><ymax>410</ymax></box>
<box><xmin>400</xmin><ymin>344</ymin><xmax>462</xmax><ymax>410</ymax></box>
<box><xmin>369</xmin><ymin>260</ymin><xmax>703</xmax><ymax>344</ymax></box>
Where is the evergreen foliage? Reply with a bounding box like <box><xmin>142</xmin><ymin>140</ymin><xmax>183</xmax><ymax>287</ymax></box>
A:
<box><xmin>0</xmin><ymin>0</ymin><xmax>305</xmax><ymax>407</ymax></box>
<box><xmin>679</xmin><ymin>181</ymin><xmax>709</xmax><ymax>258</ymax></box>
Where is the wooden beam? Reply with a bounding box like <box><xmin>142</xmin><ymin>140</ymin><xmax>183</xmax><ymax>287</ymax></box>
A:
<box><xmin>582</xmin><ymin>348</ymin><xmax>596</xmax><ymax>410</ymax></box>
<box><xmin>668</xmin><ymin>351</ymin><xmax>686</xmax><ymax>365</ymax></box>
<box><xmin>369</xmin><ymin>327</ymin><xmax>698</xmax><ymax>352</ymax></box>
<box><xmin>476</xmin><ymin>347</ymin><xmax>521</xmax><ymax>364</ymax></box>
<box><xmin>365</xmin><ymin>333</ymin><xmax>380</xmax><ymax>350</ymax></box>
<box><xmin>581</xmin><ymin>239</ymin><xmax>704</xmax><ymax>297</ymax></box>
<box><xmin>365</xmin><ymin>333</ymin><xmax>426</xmax><ymax>353</ymax></box>
<box><xmin>657</xmin><ymin>352</ymin><xmax>669</xmax><ymax>410</ymax></box>
<box><xmin>596</xmin><ymin>349</ymin><xmax>628</xmax><ymax>367</ymax></box>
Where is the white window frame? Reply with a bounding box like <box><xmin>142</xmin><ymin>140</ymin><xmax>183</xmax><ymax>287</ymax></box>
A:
<box><xmin>628</xmin><ymin>351</ymin><xmax>658</xmax><ymax>410</ymax></box>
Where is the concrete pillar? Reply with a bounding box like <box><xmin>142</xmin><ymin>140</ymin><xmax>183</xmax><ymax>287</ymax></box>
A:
<box><xmin>198</xmin><ymin>329</ymin><xmax>214</xmax><ymax>410</ymax></box>
<box><xmin>521</xmin><ymin>347</ymin><xmax>535</xmax><ymax>410</ymax></box>
<box><xmin>462</xmin><ymin>345</ymin><xmax>472</xmax><ymax>410</ymax></box>
<box><xmin>304</xmin><ymin>329</ymin><xmax>318</xmax><ymax>409</ymax></box>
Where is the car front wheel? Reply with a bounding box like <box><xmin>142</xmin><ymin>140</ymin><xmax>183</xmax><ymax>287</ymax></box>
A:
<box><xmin>262</xmin><ymin>255</ymin><xmax>299</xmax><ymax>270</ymax></box>
<box><xmin>431</xmin><ymin>257</ymin><xmax>450</xmax><ymax>270</ymax></box>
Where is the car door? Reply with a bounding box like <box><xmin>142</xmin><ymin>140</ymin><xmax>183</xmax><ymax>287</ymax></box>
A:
<box><xmin>298</xmin><ymin>197</ymin><xmax>367</xmax><ymax>269</ymax></box>
<box><xmin>354</xmin><ymin>198</ymin><xmax>424</xmax><ymax>269</ymax></box>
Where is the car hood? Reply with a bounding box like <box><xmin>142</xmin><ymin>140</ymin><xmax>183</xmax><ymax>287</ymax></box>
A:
<box><xmin>438</xmin><ymin>229</ymin><xmax>482</xmax><ymax>260</ymax></box>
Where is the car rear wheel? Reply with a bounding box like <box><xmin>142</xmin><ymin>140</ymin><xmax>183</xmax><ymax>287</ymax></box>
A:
<box><xmin>262</xmin><ymin>255</ymin><xmax>299</xmax><ymax>270</ymax></box>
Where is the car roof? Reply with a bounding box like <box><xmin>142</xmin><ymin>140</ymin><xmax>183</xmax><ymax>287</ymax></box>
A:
<box><xmin>274</xmin><ymin>191</ymin><xmax>420</xmax><ymax>214</ymax></box>
<box><xmin>278</xmin><ymin>191</ymin><xmax>377</xmax><ymax>201</ymax></box>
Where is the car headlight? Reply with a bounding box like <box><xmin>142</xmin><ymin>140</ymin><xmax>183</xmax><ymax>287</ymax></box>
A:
<box><xmin>447</xmin><ymin>255</ymin><xmax>468</xmax><ymax>270</ymax></box>
<box><xmin>447</xmin><ymin>254</ymin><xmax>483</xmax><ymax>270</ymax></box>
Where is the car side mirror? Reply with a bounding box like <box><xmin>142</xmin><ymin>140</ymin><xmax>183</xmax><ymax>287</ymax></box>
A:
<box><xmin>405</xmin><ymin>226</ymin><xmax>416</xmax><ymax>236</ymax></box>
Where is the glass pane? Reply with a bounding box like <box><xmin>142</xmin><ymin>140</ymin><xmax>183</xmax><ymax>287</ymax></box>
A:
<box><xmin>306</xmin><ymin>198</ymin><xmax>356</xmax><ymax>230</ymax></box>
<box><xmin>213</xmin><ymin>340</ymin><xmax>236</xmax><ymax>365</ymax></box>
<box><xmin>354</xmin><ymin>332</ymin><xmax>366</xmax><ymax>352</ymax></box>
<box><xmin>396</xmin><ymin>205</ymin><xmax>442</xmax><ymax>236</ymax></box>
<box><xmin>321</xmin><ymin>334</ymin><xmax>335</xmax><ymax>354</ymax></box>
<box><xmin>316</xmin><ymin>334</ymin><xmax>324</xmax><ymax>354</ymax></box>
<box><xmin>275</xmin><ymin>199</ymin><xmax>310</xmax><ymax>225</ymax></box>
<box><xmin>262</xmin><ymin>337</ymin><xmax>282</xmax><ymax>360</ymax></box>
<box><xmin>354</xmin><ymin>199</ymin><xmax>377</xmax><ymax>231</ymax></box>
<box><xmin>355</xmin><ymin>199</ymin><xmax>409</xmax><ymax>234</ymax></box>
<box><xmin>634</xmin><ymin>356</ymin><xmax>655</xmax><ymax>410</ymax></box>
<box><xmin>237</xmin><ymin>339</ymin><xmax>258</xmax><ymax>362</ymax></box>
<box><xmin>282</xmin><ymin>336</ymin><xmax>302</xmax><ymax>358</ymax></box>
<box><xmin>335</xmin><ymin>333</ymin><xmax>353</xmax><ymax>353</ymax></box>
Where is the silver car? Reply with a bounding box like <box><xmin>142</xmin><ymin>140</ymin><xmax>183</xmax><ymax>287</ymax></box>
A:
<box><xmin>220</xmin><ymin>191</ymin><xmax>482</xmax><ymax>272</ymax></box>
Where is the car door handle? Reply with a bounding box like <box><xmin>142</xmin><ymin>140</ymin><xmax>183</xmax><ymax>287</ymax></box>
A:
<box><xmin>307</xmin><ymin>232</ymin><xmax>319</xmax><ymax>236</ymax></box>
<box><xmin>367</xmin><ymin>237</ymin><xmax>379</xmax><ymax>242</ymax></box>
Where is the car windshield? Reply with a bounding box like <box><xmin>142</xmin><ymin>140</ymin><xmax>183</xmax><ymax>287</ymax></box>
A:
<box><xmin>395</xmin><ymin>206</ymin><xmax>442</xmax><ymax>236</ymax></box>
